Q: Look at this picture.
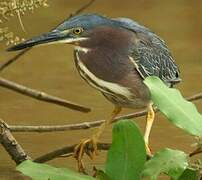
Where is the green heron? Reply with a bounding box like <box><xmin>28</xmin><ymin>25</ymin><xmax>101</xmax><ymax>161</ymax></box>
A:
<box><xmin>8</xmin><ymin>13</ymin><xmax>180</xmax><ymax>171</ymax></box>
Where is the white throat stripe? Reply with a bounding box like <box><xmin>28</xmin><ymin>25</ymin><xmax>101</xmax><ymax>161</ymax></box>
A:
<box><xmin>75</xmin><ymin>52</ymin><xmax>133</xmax><ymax>98</ymax></box>
<box><xmin>75</xmin><ymin>46</ymin><xmax>91</xmax><ymax>53</ymax></box>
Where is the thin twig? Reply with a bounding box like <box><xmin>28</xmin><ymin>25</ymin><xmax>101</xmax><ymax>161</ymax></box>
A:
<box><xmin>189</xmin><ymin>148</ymin><xmax>202</xmax><ymax>157</ymax></box>
<box><xmin>14</xmin><ymin>0</ymin><xmax>26</xmax><ymax>32</ymax></box>
<box><xmin>68</xmin><ymin>0</ymin><xmax>96</xmax><ymax>18</ymax></box>
<box><xmin>9</xmin><ymin>110</ymin><xmax>147</xmax><ymax>132</ymax></box>
<box><xmin>0</xmin><ymin>48</ymin><xmax>31</xmax><ymax>72</ymax></box>
<box><xmin>8</xmin><ymin>92</ymin><xmax>202</xmax><ymax>133</ymax></box>
<box><xmin>34</xmin><ymin>142</ymin><xmax>151</xmax><ymax>163</ymax></box>
<box><xmin>0</xmin><ymin>120</ymin><xmax>31</xmax><ymax>164</ymax></box>
<box><xmin>2</xmin><ymin>0</ymin><xmax>96</xmax><ymax>72</ymax></box>
<box><xmin>34</xmin><ymin>143</ymin><xmax>110</xmax><ymax>163</ymax></box>
<box><xmin>189</xmin><ymin>137</ymin><xmax>202</xmax><ymax>157</ymax></box>
<box><xmin>0</xmin><ymin>77</ymin><xmax>91</xmax><ymax>113</ymax></box>
<box><xmin>59</xmin><ymin>153</ymin><xmax>74</xmax><ymax>158</ymax></box>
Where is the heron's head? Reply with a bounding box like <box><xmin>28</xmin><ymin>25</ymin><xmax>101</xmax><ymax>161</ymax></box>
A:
<box><xmin>7</xmin><ymin>14</ymin><xmax>131</xmax><ymax>51</ymax></box>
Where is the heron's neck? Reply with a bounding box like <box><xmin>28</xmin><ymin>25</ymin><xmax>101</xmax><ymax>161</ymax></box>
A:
<box><xmin>74</xmin><ymin>43</ymin><xmax>132</xmax><ymax>83</ymax></box>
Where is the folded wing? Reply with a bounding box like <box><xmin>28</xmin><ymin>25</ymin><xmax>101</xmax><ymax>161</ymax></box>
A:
<box><xmin>113</xmin><ymin>17</ymin><xmax>181</xmax><ymax>87</ymax></box>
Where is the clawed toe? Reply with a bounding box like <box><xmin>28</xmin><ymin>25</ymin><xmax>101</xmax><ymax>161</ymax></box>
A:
<box><xmin>74</xmin><ymin>138</ymin><xmax>98</xmax><ymax>172</ymax></box>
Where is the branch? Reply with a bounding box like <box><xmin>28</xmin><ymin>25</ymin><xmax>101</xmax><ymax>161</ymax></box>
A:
<box><xmin>189</xmin><ymin>148</ymin><xmax>202</xmax><ymax>157</ymax></box>
<box><xmin>8</xmin><ymin>92</ymin><xmax>202</xmax><ymax>133</ymax></box>
<box><xmin>1</xmin><ymin>0</ymin><xmax>96</xmax><ymax>71</ymax></box>
<box><xmin>189</xmin><ymin>138</ymin><xmax>202</xmax><ymax>157</ymax></box>
<box><xmin>0</xmin><ymin>120</ymin><xmax>31</xmax><ymax>164</ymax></box>
<box><xmin>34</xmin><ymin>142</ymin><xmax>110</xmax><ymax>163</ymax></box>
<box><xmin>0</xmin><ymin>77</ymin><xmax>90</xmax><ymax>113</ymax></box>
<box><xmin>68</xmin><ymin>0</ymin><xmax>96</xmax><ymax>19</ymax></box>
<box><xmin>9</xmin><ymin>110</ymin><xmax>148</xmax><ymax>132</ymax></box>
<box><xmin>0</xmin><ymin>48</ymin><xmax>31</xmax><ymax>72</ymax></box>
<box><xmin>34</xmin><ymin>142</ymin><xmax>151</xmax><ymax>163</ymax></box>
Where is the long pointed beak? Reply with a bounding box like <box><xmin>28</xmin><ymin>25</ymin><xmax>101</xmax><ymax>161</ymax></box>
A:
<box><xmin>7</xmin><ymin>30</ymin><xmax>69</xmax><ymax>51</ymax></box>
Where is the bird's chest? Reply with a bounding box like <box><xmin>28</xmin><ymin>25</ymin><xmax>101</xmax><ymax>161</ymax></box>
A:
<box><xmin>73</xmin><ymin>49</ymin><xmax>150</xmax><ymax>108</ymax></box>
<box><xmin>73</xmin><ymin>49</ymin><xmax>134</xmax><ymax>98</ymax></box>
<box><xmin>74</xmin><ymin>48</ymin><xmax>131</xmax><ymax>83</ymax></box>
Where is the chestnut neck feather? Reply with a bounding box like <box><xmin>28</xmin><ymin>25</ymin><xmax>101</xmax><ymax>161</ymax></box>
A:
<box><xmin>76</xmin><ymin>26</ymin><xmax>136</xmax><ymax>83</ymax></box>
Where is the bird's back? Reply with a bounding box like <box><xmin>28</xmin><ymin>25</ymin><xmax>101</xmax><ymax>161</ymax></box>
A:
<box><xmin>112</xmin><ymin>17</ymin><xmax>181</xmax><ymax>87</ymax></box>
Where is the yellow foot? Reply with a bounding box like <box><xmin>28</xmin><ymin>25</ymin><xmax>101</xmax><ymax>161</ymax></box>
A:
<box><xmin>74</xmin><ymin>137</ymin><xmax>98</xmax><ymax>172</ymax></box>
<box><xmin>145</xmin><ymin>143</ymin><xmax>153</xmax><ymax>157</ymax></box>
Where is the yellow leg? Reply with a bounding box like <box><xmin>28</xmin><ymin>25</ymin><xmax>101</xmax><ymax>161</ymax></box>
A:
<box><xmin>144</xmin><ymin>104</ymin><xmax>155</xmax><ymax>156</ymax></box>
<box><xmin>74</xmin><ymin>106</ymin><xmax>122</xmax><ymax>172</ymax></box>
<box><xmin>93</xmin><ymin>106</ymin><xmax>122</xmax><ymax>140</ymax></box>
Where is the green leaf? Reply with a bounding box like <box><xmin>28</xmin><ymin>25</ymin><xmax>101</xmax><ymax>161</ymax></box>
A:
<box><xmin>144</xmin><ymin>76</ymin><xmax>202</xmax><ymax>136</ymax></box>
<box><xmin>16</xmin><ymin>160</ymin><xmax>95</xmax><ymax>180</ymax></box>
<box><xmin>142</xmin><ymin>148</ymin><xmax>188</xmax><ymax>180</ymax></box>
<box><xmin>105</xmin><ymin>120</ymin><xmax>146</xmax><ymax>180</ymax></box>
<box><xmin>177</xmin><ymin>168</ymin><xmax>200</xmax><ymax>180</ymax></box>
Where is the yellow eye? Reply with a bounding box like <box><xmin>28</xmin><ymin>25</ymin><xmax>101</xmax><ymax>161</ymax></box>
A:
<box><xmin>73</xmin><ymin>27</ymin><xmax>84</xmax><ymax>35</ymax></box>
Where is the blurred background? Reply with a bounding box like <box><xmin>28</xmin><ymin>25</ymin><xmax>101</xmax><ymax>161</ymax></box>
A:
<box><xmin>0</xmin><ymin>0</ymin><xmax>202</xmax><ymax>179</ymax></box>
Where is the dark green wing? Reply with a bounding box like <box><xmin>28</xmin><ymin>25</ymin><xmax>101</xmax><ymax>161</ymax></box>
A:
<box><xmin>113</xmin><ymin>18</ymin><xmax>181</xmax><ymax>86</ymax></box>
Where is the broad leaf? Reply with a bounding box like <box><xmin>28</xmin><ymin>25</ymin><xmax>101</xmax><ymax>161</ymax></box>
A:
<box><xmin>142</xmin><ymin>148</ymin><xmax>188</xmax><ymax>180</ymax></box>
<box><xmin>16</xmin><ymin>160</ymin><xmax>95</xmax><ymax>180</ymax></box>
<box><xmin>178</xmin><ymin>168</ymin><xmax>200</xmax><ymax>180</ymax></box>
<box><xmin>144</xmin><ymin>76</ymin><xmax>202</xmax><ymax>136</ymax></box>
<box><xmin>105</xmin><ymin>120</ymin><xmax>146</xmax><ymax>180</ymax></box>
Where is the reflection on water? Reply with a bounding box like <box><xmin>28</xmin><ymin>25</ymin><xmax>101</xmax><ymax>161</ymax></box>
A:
<box><xmin>0</xmin><ymin>0</ymin><xmax>202</xmax><ymax>179</ymax></box>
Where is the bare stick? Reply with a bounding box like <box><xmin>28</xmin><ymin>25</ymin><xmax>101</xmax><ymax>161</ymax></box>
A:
<box><xmin>0</xmin><ymin>48</ymin><xmax>31</xmax><ymax>72</ymax></box>
<box><xmin>8</xmin><ymin>92</ymin><xmax>202</xmax><ymax>133</ymax></box>
<box><xmin>2</xmin><ymin>0</ymin><xmax>96</xmax><ymax>72</ymax></box>
<box><xmin>68</xmin><ymin>0</ymin><xmax>96</xmax><ymax>18</ymax></box>
<box><xmin>189</xmin><ymin>147</ymin><xmax>202</xmax><ymax>157</ymax></box>
<box><xmin>34</xmin><ymin>142</ymin><xmax>110</xmax><ymax>163</ymax></box>
<box><xmin>9</xmin><ymin>110</ymin><xmax>147</xmax><ymax>132</ymax></box>
<box><xmin>189</xmin><ymin>138</ymin><xmax>202</xmax><ymax>157</ymax></box>
<box><xmin>0</xmin><ymin>120</ymin><xmax>31</xmax><ymax>164</ymax></box>
<box><xmin>34</xmin><ymin>142</ymin><xmax>151</xmax><ymax>163</ymax></box>
<box><xmin>0</xmin><ymin>77</ymin><xmax>90</xmax><ymax>113</ymax></box>
<box><xmin>52</xmin><ymin>0</ymin><xmax>96</xmax><ymax>29</ymax></box>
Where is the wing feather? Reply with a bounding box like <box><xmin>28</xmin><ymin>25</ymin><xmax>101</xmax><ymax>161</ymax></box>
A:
<box><xmin>113</xmin><ymin>18</ymin><xmax>181</xmax><ymax>86</ymax></box>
